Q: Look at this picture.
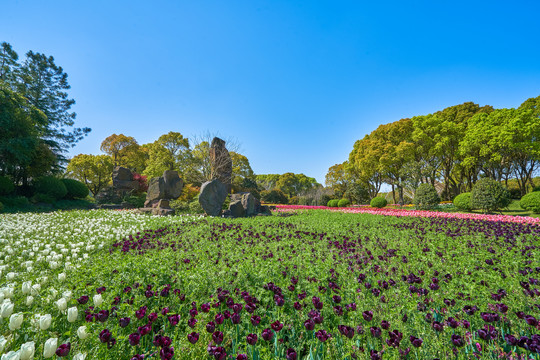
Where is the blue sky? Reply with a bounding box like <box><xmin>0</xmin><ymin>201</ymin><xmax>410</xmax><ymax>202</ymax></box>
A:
<box><xmin>1</xmin><ymin>0</ymin><xmax>539</xmax><ymax>184</ymax></box>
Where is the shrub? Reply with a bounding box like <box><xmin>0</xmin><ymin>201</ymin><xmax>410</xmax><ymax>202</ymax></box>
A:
<box><xmin>533</xmin><ymin>186</ymin><xmax>540</xmax><ymax>192</ymax></box>
<box><xmin>61</xmin><ymin>179</ymin><xmax>89</xmax><ymax>199</ymax></box>
<box><xmin>170</xmin><ymin>199</ymin><xmax>190</xmax><ymax>213</ymax></box>
<box><xmin>124</xmin><ymin>193</ymin><xmax>146</xmax><ymax>208</ymax></box>
<box><xmin>33</xmin><ymin>176</ymin><xmax>68</xmax><ymax>200</ymax></box>
<box><xmin>31</xmin><ymin>193</ymin><xmax>56</xmax><ymax>204</ymax></box>
<box><xmin>471</xmin><ymin>178</ymin><xmax>511</xmax><ymax>213</ymax></box>
<box><xmin>453</xmin><ymin>192</ymin><xmax>473</xmax><ymax>212</ymax></box>
<box><xmin>189</xmin><ymin>198</ymin><xmax>204</xmax><ymax>214</ymax></box>
<box><xmin>0</xmin><ymin>201</ymin><xmax>3</xmax><ymax>213</ymax></box>
<box><xmin>0</xmin><ymin>176</ymin><xmax>15</xmax><ymax>196</ymax></box>
<box><xmin>338</xmin><ymin>199</ymin><xmax>350</xmax><ymax>207</ymax></box>
<box><xmin>0</xmin><ymin>195</ymin><xmax>30</xmax><ymax>207</ymax></box>
<box><xmin>54</xmin><ymin>199</ymin><xmax>93</xmax><ymax>210</ymax></box>
<box><xmin>261</xmin><ymin>189</ymin><xmax>288</xmax><ymax>204</ymax></box>
<box><xmin>327</xmin><ymin>199</ymin><xmax>339</xmax><ymax>207</ymax></box>
<box><xmin>370</xmin><ymin>197</ymin><xmax>387</xmax><ymax>208</ymax></box>
<box><xmin>413</xmin><ymin>184</ymin><xmax>440</xmax><ymax>210</ymax></box>
<box><xmin>520</xmin><ymin>192</ymin><xmax>540</xmax><ymax>214</ymax></box>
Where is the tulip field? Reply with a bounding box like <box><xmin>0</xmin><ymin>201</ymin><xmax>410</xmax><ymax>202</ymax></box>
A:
<box><xmin>1</xmin><ymin>209</ymin><xmax>540</xmax><ymax>359</ymax></box>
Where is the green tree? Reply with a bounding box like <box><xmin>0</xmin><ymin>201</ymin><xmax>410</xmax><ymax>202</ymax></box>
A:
<box><xmin>256</xmin><ymin>174</ymin><xmax>281</xmax><ymax>191</ymax></box>
<box><xmin>230</xmin><ymin>151</ymin><xmax>255</xmax><ymax>191</ymax></box>
<box><xmin>143</xmin><ymin>132</ymin><xmax>191</xmax><ymax>179</ymax></box>
<box><xmin>100</xmin><ymin>134</ymin><xmax>140</xmax><ymax>168</ymax></box>
<box><xmin>325</xmin><ymin>163</ymin><xmax>350</xmax><ymax>198</ymax></box>
<box><xmin>0</xmin><ymin>42</ymin><xmax>19</xmax><ymax>85</ymax></box>
<box><xmin>347</xmin><ymin>135</ymin><xmax>384</xmax><ymax>199</ymax></box>
<box><xmin>66</xmin><ymin>154</ymin><xmax>113</xmax><ymax>196</ymax></box>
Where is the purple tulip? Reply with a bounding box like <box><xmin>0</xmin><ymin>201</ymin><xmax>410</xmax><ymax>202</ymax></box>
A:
<box><xmin>160</xmin><ymin>346</ymin><xmax>174</xmax><ymax>360</ymax></box>
<box><xmin>55</xmin><ymin>343</ymin><xmax>71</xmax><ymax>357</ymax></box>
<box><xmin>148</xmin><ymin>312</ymin><xmax>158</xmax><ymax>323</ymax></box>
<box><xmin>381</xmin><ymin>320</ymin><xmax>390</xmax><ymax>330</ymax></box>
<box><xmin>271</xmin><ymin>320</ymin><xmax>283</xmax><ymax>332</ymax></box>
<box><xmin>77</xmin><ymin>296</ymin><xmax>89</xmax><ymax>304</ymax></box>
<box><xmin>237</xmin><ymin>355</ymin><xmax>247</xmax><ymax>360</ymax></box>
<box><xmin>286</xmin><ymin>348</ymin><xmax>297</xmax><ymax>360</ymax></box>
<box><xmin>362</xmin><ymin>310</ymin><xmax>373</xmax><ymax>321</ymax></box>
<box><xmin>316</xmin><ymin>329</ymin><xmax>331</xmax><ymax>342</ymax></box>
<box><xmin>212</xmin><ymin>331</ymin><xmax>224</xmax><ymax>344</ymax></box>
<box><xmin>187</xmin><ymin>332</ymin><xmax>199</xmax><ymax>344</ymax></box>
<box><xmin>206</xmin><ymin>321</ymin><xmax>216</xmax><ymax>333</ymax></box>
<box><xmin>304</xmin><ymin>318</ymin><xmax>315</xmax><ymax>330</ymax></box>
<box><xmin>410</xmin><ymin>335</ymin><xmax>423</xmax><ymax>347</ymax></box>
<box><xmin>135</xmin><ymin>306</ymin><xmax>147</xmax><ymax>320</ymax></box>
<box><xmin>262</xmin><ymin>328</ymin><xmax>274</xmax><ymax>341</ymax></box>
<box><xmin>99</xmin><ymin>329</ymin><xmax>112</xmax><ymax>343</ymax></box>
<box><xmin>97</xmin><ymin>310</ymin><xmax>109</xmax><ymax>322</ymax></box>
<box><xmin>215</xmin><ymin>313</ymin><xmax>224</xmax><ymax>325</ymax></box>
<box><xmin>138</xmin><ymin>324</ymin><xmax>151</xmax><ymax>336</ymax></box>
<box><xmin>338</xmin><ymin>325</ymin><xmax>354</xmax><ymax>339</ymax></box>
<box><xmin>451</xmin><ymin>334</ymin><xmax>464</xmax><ymax>347</ymax></box>
<box><xmin>251</xmin><ymin>315</ymin><xmax>261</xmax><ymax>326</ymax></box>
<box><xmin>119</xmin><ymin>317</ymin><xmax>131</xmax><ymax>328</ymax></box>
<box><xmin>432</xmin><ymin>321</ymin><xmax>444</xmax><ymax>332</ymax></box>
<box><xmin>129</xmin><ymin>333</ymin><xmax>141</xmax><ymax>346</ymax></box>
<box><xmin>370</xmin><ymin>327</ymin><xmax>381</xmax><ymax>338</ymax></box>
<box><xmin>246</xmin><ymin>333</ymin><xmax>258</xmax><ymax>345</ymax></box>
<box><xmin>168</xmin><ymin>314</ymin><xmax>180</xmax><ymax>326</ymax></box>
<box><xmin>525</xmin><ymin>315</ymin><xmax>538</xmax><ymax>327</ymax></box>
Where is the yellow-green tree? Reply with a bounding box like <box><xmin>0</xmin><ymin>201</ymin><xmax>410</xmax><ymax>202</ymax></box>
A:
<box><xmin>100</xmin><ymin>134</ymin><xmax>139</xmax><ymax>168</ymax></box>
<box><xmin>143</xmin><ymin>132</ymin><xmax>190</xmax><ymax>179</ymax></box>
<box><xmin>66</xmin><ymin>154</ymin><xmax>113</xmax><ymax>196</ymax></box>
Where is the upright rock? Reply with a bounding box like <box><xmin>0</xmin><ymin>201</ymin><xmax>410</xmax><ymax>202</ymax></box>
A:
<box><xmin>199</xmin><ymin>179</ymin><xmax>228</xmax><ymax>216</ymax></box>
<box><xmin>145</xmin><ymin>170</ymin><xmax>184</xmax><ymax>207</ymax></box>
<box><xmin>96</xmin><ymin>166</ymin><xmax>139</xmax><ymax>205</ymax></box>
<box><xmin>231</xmin><ymin>192</ymin><xmax>257</xmax><ymax>216</ymax></box>
<box><xmin>209</xmin><ymin>137</ymin><xmax>232</xmax><ymax>193</ymax></box>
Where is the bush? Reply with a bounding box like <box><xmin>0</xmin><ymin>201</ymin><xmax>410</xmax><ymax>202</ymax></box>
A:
<box><xmin>61</xmin><ymin>179</ymin><xmax>89</xmax><ymax>199</ymax></box>
<box><xmin>370</xmin><ymin>197</ymin><xmax>387</xmax><ymax>208</ymax></box>
<box><xmin>31</xmin><ymin>193</ymin><xmax>56</xmax><ymax>204</ymax></box>
<box><xmin>0</xmin><ymin>176</ymin><xmax>15</xmax><ymax>196</ymax></box>
<box><xmin>520</xmin><ymin>192</ymin><xmax>540</xmax><ymax>214</ymax></box>
<box><xmin>261</xmin><ymin>189</ymin><xmax>288</xmax><ymax>204</ymax></box>
<box><xmin>533</xmin><ymin>186</ymin><xmax>540</xmax><ymax>192</ymax></box>
<box><xmin>453</xmin><ymin>192</ymin><xmax>473</xmax><ymax>212</ymax></box>
<box><xmin>33</xmin><ymin>176</ymin><xmax>67</xmax><ymax>200</ymax></box>
<box><xmin>0</xmin><ymin>201</ymin><xmax>3</xmax><ymax>213</ymax></box>
<box><xmin>124</xmin><ymin>193</ymin><xmax>146</xmax><ymax>208</ymax></box>
<box><xmin>170</xmin><ymin>199</ymin><xmax>190</xmax><ymax>213</ymax></box>
<box><xmin>54</xmin><ymin>199</ymin><xmax>93</xmax><ymax>210</ymax></box>
<box><xmin>189</xmin><ymin>198</ymin><xmax>204</xmax><ymax>214</ymax></box>
<box><xmin>413</xmin><ymin>184</ymin><xmax>440</xmax><ymax>210</ymax></box>
<box><xmin>327</xmin><ymin>199</ymin><xmax>339</xmax><ymax>207</ymax></box>
<box><xmin>471</xmin><ymin>178</ymin><xmax>511</xmax><ymax>213</ymax></box>
<box><xmin>338</xmin><ymin>199</ymin><xmax>350</xmax><ymax>207</ymax></box>
<box><xmin>0</xmin><ymin>195</ymin><xmax>30</xmax><ymax>207</ymax></box>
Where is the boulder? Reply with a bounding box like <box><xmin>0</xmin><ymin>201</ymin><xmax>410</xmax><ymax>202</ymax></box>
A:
<box><xmin>146</xmin><ymin>170</ymin><xmax>183</xmax><ymax>203</ymax></box>
<box><xmin>209</xmin><ymin>137</ymin><xmax>232</xmax><ymax>192</ymax></box>
<box><xmin>228</xmin><ymin>200</ymin><xmax>245</xmax><ymax>218</ymax></box>
<box><xmin>199</xmin><ymin>179</ymin><xmax>227</xmax><ymax>216</ymax></box>
<box><xmin>231</xmin><ymin>192</ymin><xmax>257</xmax><ymax>216</ymax></box>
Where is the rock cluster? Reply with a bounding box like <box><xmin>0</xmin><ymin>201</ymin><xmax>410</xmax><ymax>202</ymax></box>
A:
<box><xmin>137</xmin><ymin>170</ymin><xmax>183</xmax><ymax>216</ymax></box>
<box><xmin>95</xmin><ymin>166</ymin><xmax>139</xmax><ymax>205</ymax></box>
<box><xmin>224</xmin><ymin>192</ymin><xmax>272</xmax><ymax>218</ymax></box>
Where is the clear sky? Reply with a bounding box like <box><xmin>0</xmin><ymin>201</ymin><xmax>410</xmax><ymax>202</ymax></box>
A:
<box><xmin>1</xmin><ymin>0</ymin><xmax>539</xmax><ymax>184</ymax></box>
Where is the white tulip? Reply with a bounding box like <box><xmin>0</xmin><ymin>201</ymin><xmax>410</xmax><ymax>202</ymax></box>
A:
<box><xmin>62</xmin><ymin>290</ymin><xmax>72</xmax><ymax>301</ymax></box>
<box><xmin>3</xmin><ymin>287</ymin><xmax>13</xmax><ymax>298</ymax></box>
<box><xmin>39</xmin><ymin>314</ymin><xmax>52</xmax><ymax>330</ymax></box>
<box><xmin>0</xmin><ymin>336</ymin><xmax>7</xmax><ymax>353</ymax></box>
<box><xmin>49</xmin><ymin>288</ymin><xmax>58</xmax><ymax>298</ymax></box>
<box><xmin>19</xmin><ymin>341</ymin><xmax>35</xmax><ymax>360</ymax></box>
<box><xmin>0</xmin><ymin>301</ymin><xmax>14</xmax><ymax>318</ymax></box>
<box><xmin>1</xmin><ymin>350</ymin><xmax>20</xmax><ymax>360</ymax></box>
<box><xmin>21</xmin><ymin>281</ymin><xmax>31</xmax><ymax>295</ymax></box>
<box><xmin>6</xmin><ymin>272</ymin><xmax>16</xmax><ymax>280</ymax></box>
<box><xmin>0</xmin><ymin>293</ymin><xmax>4</xmax><ymax>303</ymax></box>
<box><xmin>9</xmin><ymin>312</ymin><xmax>23</xmax><ymax>331</ymax></box>
<box><xmin>43</xmin><ymin>338</ymin><xmax>57</xmax><ymax>358</ymax></box>
<box><xmin>55</xmin><ymin>298</ymin><xmax>67</xmax><ymax>311</ymax></box>
<box><xmin>77</xmin><ymin>325</ymin><xmax>89</xmax><ymax>339</ymax></box>
<box><xmin>67</xmin><ymin>306</ymin><xmax>78</xmax><ymax>322</ymax></box>
<box><xmin>26</xmin><ymin>267</ymin><xmax>33</xmax><ymax>272</ymax></box>
<box><xmin>73</xmin><ymin>353</ymin><xmax>87</xmax><ymax>360</ymax></box>
<box><xmin>30</xmin><ymin>284</ymin><xmax>41</xmax><ymax>296</ymax></box>
<box><xmin>93</xmin><ymin>294</ymin><xmax>103</xmax><ymax>307</ymax></box>
<box><xmin>58</xmin><ymin>273</ymin><xmax>66</xmax><ymax>282</ymax></box>
<box><xmin>26</xmin><ymin>296</ymin><xmax>34</xmax><ymax>306</ymax></box>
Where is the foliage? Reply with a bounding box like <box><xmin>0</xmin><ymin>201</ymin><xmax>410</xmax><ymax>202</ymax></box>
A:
<box><xmin>53</xmin><ymin>199</ymin><xmax>93</xmax><ymax>210</ymax></box>
<box><xmin>61</xmin><ymin>178</ymin><xmax>89</xmax><ymax>199</ymax></box>
<box><xmin>261</xmin><ymin>188</ymin><xmax>288</xmax><ymax>204</ymax></box>
<box><xmin>0</xmin><ymin>175</ymin><xmax>15</xmax><ymax>195</ymax></box>
<box><xmin>170</xmin><ymin>199</ymin><xmax>190</xmax><ymax>213</ymax></box>
<box><xmin>471</xmin><ymin>178</ymin><xmax>512</xmax><ymax>213</ymax></box>
<box><xmin>327</xmin><ymin>199</ymin><xmax>339</xmax><ymax>207</ymax></box>
<box><xmin>0</xmin><ymin>200</ymin><xmax>3</xmax><ymax>212</ymax></box>
<box><xmin>143</xmin><ymin>132</ymin><xmax>190</xmax><ymax>179</ymax></box>
<box><xmin>0</xmin><ymin>195</ymin><xmax>30</xmax><ymax>207</ymax></box>
<box><xmin>132</xmin><ymin>173</ymin><xmax>148</xmax><ymax>193</ymax></box>
<box><xmin>337</xmin><ymin>198</ymin><xmax>350</xmax><ymax>207</ymax></box>
<box><xmin>344</xmin><ymin>182</ymin><xmax>370</xmax><ymax>204</ymax></box>
<box><xmin>189</xmin><ymin>198</ymin><xmax>204</xmax><ymax>214</ymax></box>
<box><xmin>520</xmin><ymin>192</ymin><xmax>540</xmax><ymax>214</ymax></box>
<box><xmin>66</xmin><ymin>154</ymin><xmax>113</xmax><ymax>196</ymax></box>
<box><xmin>453</xmin><ymin>192</ymin><xmax>473</xmax><ymax>212</ymax></box>
<box><xmin>124</xmin><ymin>193</ymin><xmax>146</xmax><ymax>208</ymax></box>
<box><xmin>33</xmin><ymin>176</ymin><xmax>68</xmax><ymax>200</ymax></box>
<box><xmin>413</xmin><ymin>183</ymin><xmax>440</xmax><ymax>210</ymax></box>
<box><xmin>100</xmin><ymin>134</ymin><xmax>141</xmax><ymax>168</ymax></box>
<box><xmin>31</xmin><ymin>192</ymin><xmax>57</xmax><ymax>204</ymax></box>
<box><xmin>178</xmin><ymin>184</ymin><xmax>200</xmax><ymax>202</ymax></box>
<box><xmin>370</xmin><ymin>196</ymin><xmax>387</xmax><ymax>208</ymax></box>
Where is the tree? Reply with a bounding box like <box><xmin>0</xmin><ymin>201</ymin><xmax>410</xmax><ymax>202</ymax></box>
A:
<box><xmin>16</xmin><ymin>50</ymin><xmax>90</xmax><ymax>164</ymax></box>
<box><xmin>256</xmin><ymin>174</ymin><xmax>281</xmax><ymax>191</ymax></box>
<box><xmin>325</xmin><ymin>163</ymin><xmax>350</xmax><ymax>198</ymax></box>
<box><xmin>143</xmin><ymin>132</ymin><xmax>191</xmax><ymax>179</ymax></box>
<box><xmin>0</xmin><ymin>42</ymin><xmax>19</xmax><ymax>85</ymax></box>
<box><xmin>230</xmin><ymin>151</ymin><xmax>255</xmax><ymax>191</ymax></box>
<box><xmin>66</xmin><ymin>154</ymin><xmax>113</xmax><ymax>196</ymax></box>
<box><xmin>100</xmin><ymin>134</ymin><xmax>140</xmax><ymax>168</ymax></box>
<box><xmin>276</xmin><ymin>172</ymin><xmax>320</xmax><ymax>198</ymax></box>
<box><xmin>347</xmin><ymin>136</ymin><xmax>384</xmax><ymax>199</ymax></box>
<box><xmin>0</xmin><ymin>87</ymin><xmax>47</xmax><ymax>184</ymax></box>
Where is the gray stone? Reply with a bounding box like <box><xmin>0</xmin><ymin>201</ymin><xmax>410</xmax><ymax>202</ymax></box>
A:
<box><xmin>146</xmin><ymin>170</ymin><xmax>184</xmax><ymax>202</ymax></box>
<box><xmin>113</xmin><ymin>166</ymin><xmax>133</xmax><ymax>182</ymax></box>
<box><xmin>230</xmin><ymin>192</ymin><xmax>258</xmax><ymax>217</ymax></box>
<box><xmin>157</xmin><ymin>199</ymin><xmax>170</xmax><ymax>209</ymax></box>
<box><xmin>209</xmin><ymin>137</ymin><xmax>232</xmax><ymax>192</ymax></box>
<box><xmin>199</xmin><ymin>179</ymin><xmax>227</xmax><ymax>216</ymax></box>
<box><xmin>228</xmin><ymin>200</ymin><xmax>245</xmax><ymax>218</ymax></box>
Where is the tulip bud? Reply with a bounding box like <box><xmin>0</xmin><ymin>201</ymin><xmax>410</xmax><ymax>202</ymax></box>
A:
<box><xmin>1</xmin><ymin>350</ymin><xmax>20</xmax><ymax>360</ymax></box>
<box><xmin>26</xmin><ymin>296</ymin><xmax>34</xmax><ymax>306</ymax></box>
<box><xmin>58</xmin><ymin>273</ymin><xmax>66</xmax><ymax>282</ymax></box>
<box><xmin>73</xmin><ymin>353</ymin><xmax>87</xmax><ymax>360</ymax></box>
<box><xmin>63</xmin><ymin>291</ymin><xmax>72</xmax><ymax>301</ymax></box>
<box><xmin>93</xmin><ymin>294</ymin><xmax>103</xmax><ymax>307</ymax></box>
<box><xmin>43</xmin><ymin>338</ymin><xmax>58</xmax><ymax>358</ymax></box>
<box><xmin>9</xmin><ymin>312</ymin><xmax>24</xmax><ymax>331</ymax></box>
<box><xmin>67</xmin><ymin>307</ymin><xmax>78</xmax><ymax>323</ymax></box>
<box><xmin>40</xmin><ymin>314</ymin><xmax>52</xmax><ymax>330</ymax></box>
<box><xmin>56</xmin><ymin>298</ymin><xmax>67</xmax><ymax>312</ymax></box>
<box><xmin>22</xmin><ymin>281</ymin><xmax>32</xmax><ymax>295</ymax></box>
<box><xmin>1</xmin><ymin>301</ymin><xmax>14</xmax><ymax>318</ymax></box>
<box><xmin>31</xmin><ymin>284</ymin><xmax>41</xmax><ymax>296</ymax></box>
<box><xmin>77</xmin><ymin>325</ymin><xmax>90</xmax><ymax>339</ymax></box>
<box><xmin>20</xmin><ymin>341</ymin><xmax>35</xmax><ymax>360</ymax></box>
